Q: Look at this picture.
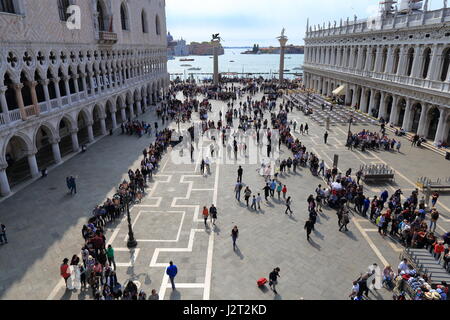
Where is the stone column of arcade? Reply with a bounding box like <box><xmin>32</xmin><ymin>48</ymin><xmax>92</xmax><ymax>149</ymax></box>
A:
<box><xmin>70</xmin><ymin>128</ymin><xmax>80</xmax><ymax>152</ymax></box>
<box><xmin>27</xmin><ymin>151</ymin><xmax>40</xmax><ymax>178</ymax></box>
<box><xmin>111</xmin><ymin>109</ymin><xmax>118</xmax><ymax>129</ymax></box>
<box><xmin>51</xmin><ymin>137</ymin><xmax>62</xmax><ymax>164</ymax></box>
<box><xmin>0</xmin><ymin>164</ymin><xmax>11</xmax><ymax>196</ymax></box>
<box><xmin>0</xmin><ymin>86</ymin><xmax>11</xmax><ymax>123</ymax></box>
<box><xmin>87</xmin><ymin>121</ymin><xmax>95</xmax><ymax>142</ymax></box>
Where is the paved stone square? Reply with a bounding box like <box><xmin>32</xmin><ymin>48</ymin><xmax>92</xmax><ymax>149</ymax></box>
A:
<box><xmin>0</xmin><ymin>89</ymin><xmax>449</xmax><ymax>300</ymax></box>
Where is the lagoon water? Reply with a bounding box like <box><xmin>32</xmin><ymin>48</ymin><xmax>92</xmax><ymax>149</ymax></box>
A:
<box><xmin>168</xmin><ymin>48</ymin><xmax>304</xmax><ymax>80</ymax></box>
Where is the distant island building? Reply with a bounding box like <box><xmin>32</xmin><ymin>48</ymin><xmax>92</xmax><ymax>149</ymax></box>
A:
<box><xmin>188</xmin><ymin>41</ymin><xmax>225</xmax><ymax>56</ymax></box>
<box><xmin>242</xmin><ymin>44</ymin><xmax>304</xmax><ymax>54</ymax></box>
<box><xmin>167</xmin><ymin>32</ymin><xmax>190</xmax><ymax>57</ymax></box>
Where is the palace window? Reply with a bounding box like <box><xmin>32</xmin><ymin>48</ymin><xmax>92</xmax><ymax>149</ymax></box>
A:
<box><xmin>155</xmin><ymin>14</ymin><xmax>161</xmax><ymax>35</ymax></box>
<box><xmin>440</xmin><ymin>48</ymin><xmax>450</xmax><ymax>82</ymax></box>
<box><xmin>392</xmin><ymin>48</ymin><xmax>400</xmax><ymax>74</ymax></box>
<box><xmin>0</xmin><ymin>0</ymin><xmax>15</xmax><ymax>13</ymax></box>
<box><xmin>422</xmin><ymin>47</ymin><xmax>431</xmax><ymax>79</ymax></box>
<box><xmin>381</xmin><ymin>47</ymin><xmax>388</xmax><ymax>72</ymax></box>
<box><xmin>57</xmin><ymin>0</ymin><xmax>71</xmax><ymax>21</ymax></box>
<box><xmin>97</xmin><ymin>0</ymin><xmax>106</xmax><ymax>31</ymax></box>
<box><xmin>142</xmin><ymin>10</ymin><xmax>148</xmax><ymax>33</ymax></box>
<box><xmin>120</xmin><ymin>2</ymin><xmax>129</xmax><ymax>30</ymax></box>
<box><xmin>406</xmin><ymin>48</ymin><xmax>414</xmax><ymax>77</ymax></box>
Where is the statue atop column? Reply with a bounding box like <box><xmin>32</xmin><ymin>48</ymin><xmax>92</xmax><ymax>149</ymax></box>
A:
<box><xmin>211</xmin><ymin>33</ymin><xmax>223</xmax><ymax>42</ymax></box>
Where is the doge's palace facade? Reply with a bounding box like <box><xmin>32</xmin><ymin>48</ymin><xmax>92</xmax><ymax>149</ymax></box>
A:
<box><xmin>0</xmin><ymin>0</ymin><xmax>169</xmax><ymax>196</ymax></box>
<box><xmin>303</xmin><ymin>2</ymin><xmax>450</xmax><ymax>150</ymax></box>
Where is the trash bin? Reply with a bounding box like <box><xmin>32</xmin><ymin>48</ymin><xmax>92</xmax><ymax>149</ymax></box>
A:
<box><xmin>446</xmin><ymin>152</ymin><xmax>450</xmax><ymax>160</ymax></box>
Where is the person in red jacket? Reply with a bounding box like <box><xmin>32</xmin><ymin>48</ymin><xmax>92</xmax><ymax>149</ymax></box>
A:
<box><xmin>60</xmin><ymin>258</ymin><xmax>71</xmax><ymax>287</ymax></box>
<box><xmin>434</xmin><ymin>241</ymin><xmax>445</xmax><ymax>260</ymax></box>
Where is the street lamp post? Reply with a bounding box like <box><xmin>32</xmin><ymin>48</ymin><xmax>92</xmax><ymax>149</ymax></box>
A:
<box><xmin>126</xmin><ymin>193</ymin><xmax>137</xmax><ymax>248</ymax></box>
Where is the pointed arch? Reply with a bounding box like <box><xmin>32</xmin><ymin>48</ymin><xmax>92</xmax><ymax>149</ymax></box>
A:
<box><xmin>120</xmin><ymin>2</ymin><xmax>129</xmax><ymax>31</ymax></box>
<box><xmin>141</xmin><ymin>9</ymin><xmax>148</xmax><ymax>33</ymax></box>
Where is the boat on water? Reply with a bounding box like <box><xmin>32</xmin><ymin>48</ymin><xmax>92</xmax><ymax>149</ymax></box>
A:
<box><xmin>229</xmin><ymin>60</ymin><xmax>235</xmax><ymax>62</ymax></box>
<box><xmin>180</xmin><ymin>64</ymin><xmax>192</xmax><ymax>67</ymax></box>
<box><xmin>188</xmin><ymin>67</ymin><xmax>201</xmax><ymax>71</ymax></box>
<box><xmin>292</xmin><ymin>67</ymin><xmax>303</xmax><ymax>70</ymax></box>
<box><xmin>284</xmin><ymin>69</ymin><xmax>290</xmax><ymax>72</ymax></box>
<box><xmin>180</xmin><ymin>58</ymin><xmax>195</xmax><ymax>61</ymax></box>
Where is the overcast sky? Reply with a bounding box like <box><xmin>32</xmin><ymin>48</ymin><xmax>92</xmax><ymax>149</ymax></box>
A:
<box><xmin>166</xmin><ymin>0</ymin><xmax>443</xmax><ymax>46</ymax></box>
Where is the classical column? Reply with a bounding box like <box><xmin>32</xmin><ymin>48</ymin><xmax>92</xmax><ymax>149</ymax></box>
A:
<box><xmin>63</xmin><ymin>76</ymin><xmax>72</xmax><ymax>104</ymax></box>
<box><xmin>374</xmin><ymin>46</ymin><xmax>383</xmax><ymax>72</ymax></box>
<box><xmin>121</xmin><ymin>107</ymin><xmax>127</xmax><ymax>122</ymax></box>
<box><xmin>0</xmin><ymin>165</ymin><xmax>11</xmax><ymax>196</ymax></box>
<box><xmin>80</xmin><ymin>73</ymin><xmax>88</xmax><ymax>96</ymax></box>
<box><xmin>27</xmin><ymin>81</ymin><xmax>40</xmax><ymax>116</ymax></box>
<box><xmin>212</xmin><ymin>40</ymin><xmax>220</xmax><ymax>85</ymax></box>
<box><xmin>336</xmin><ymin>47</ymin><xmax>342</xmax><ymax>67</ymax></box>
<box><xmin>95</xmin><ymin>73</ymin><xmax>102</xmax><ymax>91</ymax></box>
<box><xmin>402</xmin><ymin>99</ymin><xmax>413</xmax><ymax>131</ymax></box>
<box><xmin>128</xmin><ymin>103</ymin><xmax>135</xmax><ymax>119</ymax></box>
<box><xmin>397</xmin><ymin>46</ymin><xmax>407</xmax><ymax>76</ymax></box>
<box><xmin>367</xmin><ymin>89</ymin><xmax>376</xmax><ymax>116</ymax></box>
<box><xmin>87</xmin><ymin>121</ymin><xmax>95</xmax><ymax>142</ymax></box>
<box><xmin>410</xmin><ymin>46</ymin><xmax>423</xmax><ymax>78</ymax></box>
<box><xmin>278</xmin><ymin>34</ymin><xmax>288</xmax><ymax>82</ymax></box>
<box><xmin>426</xmin><ymin>44</ymin><xmax>440</xmax><ymax>81</ymax></box>
<box><xmin>0</xmin><ymin>86</ymin><xmax>11</xmax><ymax>123</ymax></box>
<box><xmin>73</xmin><ymin>75</ymin><xmax>80</xmax><ymax>94</ymax></box>
<box><xmin>434</xmin><ymin>108</ymin><xmax>448</xmax><ymax>144</ymax></box>
<box><xmin>52</xmin><ymin>77</ymin><xmax>62</xmax><ymax>107</ymax></box>
<box><xmin>416</xmin><ymin>104</ymin><xmax>430</xmax><ymax>136</ymax></box>
<box><xmin>39</xmin><ymin>79</ymin><xmax>51</xmax><ymax>110</ymax></box>
<box><xmin>141</xmin><ymin>94</ymin><xmax>147</xmax><ymax>111</ymax></box>
<box><xmin>111</xmin><ymin>110</ymin><xmax>117</xmax><ymax>129</ymax></box>
<box><xmin>70</xmin><ymin>129</ymin><xmax>80</xmax><ymax>152</ymax></box>
<box><xmin>88</xmin><ymin>72</ymin><xmax>96</xmax><ymax>95</ymax></box>
<box><xmin>360</xmin><ymin>90</ymin><xmax>369</xmax><ymax>113</ymax></box>
<box><xmin>13</xmin><ymin>83</ymin><xmax>27</xmax><ymax>120</ymax></box>
<box><xmin>446</xmin><ymin>62</ymin><xmax>450</xmax><ymax>82</ymax></box>
<box><xmin>27</xmin><ymin>152</ymin><xmax>40</xmax><ymax>178</ymax></box>
<box><xmin>345</xmin><ymin>84</ymin><xmax>352</xmax><ymax>105</ymax></box>
<box><xmin>364</xmin><ymin>48</ymin><xmax>373</xmax><ymax>71</ymax></box>
<box><xmin>351</xmin><ymin>87</ymin><xmax>358</xmax><ymax>107</ymax></box>
<box><xmin>51</xmin><ymin>138</ymin><xmax>62</xmax><ymax>164</ymax></box>
<box><xmin>389</xmin><ymin>96</ymin><xmax>399</xmax><ymax>125</ymax></box>
<box><xmin>378</xmin><ymin>92</ymin><xmax>387</xmax><ymax>120</ymax></box>
<box><xmin>385</xmin><ymin>46</ymin><xmax>394</xmax><ymax>74</ymax></box>
<box><xmin>99</xmin><ymin>117</ymin><xmax>107</xmax><ymax>136</ymax></box>
<box><xmin>356</xmin><ymin>46</ymin><xmax>363</xmax><ymax>70</ymax></box>
<box><xmin>136</xmin><ymin>99</ymin><xmax>142</xmax><ymax>115</ymax></box>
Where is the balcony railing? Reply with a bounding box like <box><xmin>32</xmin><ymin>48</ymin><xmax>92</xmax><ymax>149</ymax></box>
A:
<box><xmin>305</xmin><ymin>62</ymin><xmax>449</xmax><ymax>94</ymax></box>
<box><xmin>9</xmin><ymin>109</ymin><xmax>21</xmax><ymax>122</ymax></box>
<box><xmin>39</xmin><ymin>101</ymin><xmax>49</xmax><ymax>113</ymax></box>
<box><xmin>0</xmin><ymin>73</ymin><xmax>167</xmax><ymax>128</ymax></box>
<box><xmin>51</xmin><ymin>99</ymin><xmax>59</xmax><ymax>109</ymax></box>
<box><xmin>24</xmin><ymin>105</ymin><xmax>37</xmax><ymax>118</ymax></box>
<box><xmin>98</xmin><ymin>31</ymin><xmax>118</xmax><ymax>45</ymax></box>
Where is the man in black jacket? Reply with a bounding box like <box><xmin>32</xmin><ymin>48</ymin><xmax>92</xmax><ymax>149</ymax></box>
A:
<box><xmin>237</xmin><ymin>166</ymin><xmax>243</xmax><ymax>183</ymax></box>
<box><xmin>269</xmin><ymin>267</ymin><xmax>280</xmax><ymax>295</ymax></box>
<box><xmin>304</xmin><ymin>219</ymin><xmax>314</xmax><ymax>241</ymax></box>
